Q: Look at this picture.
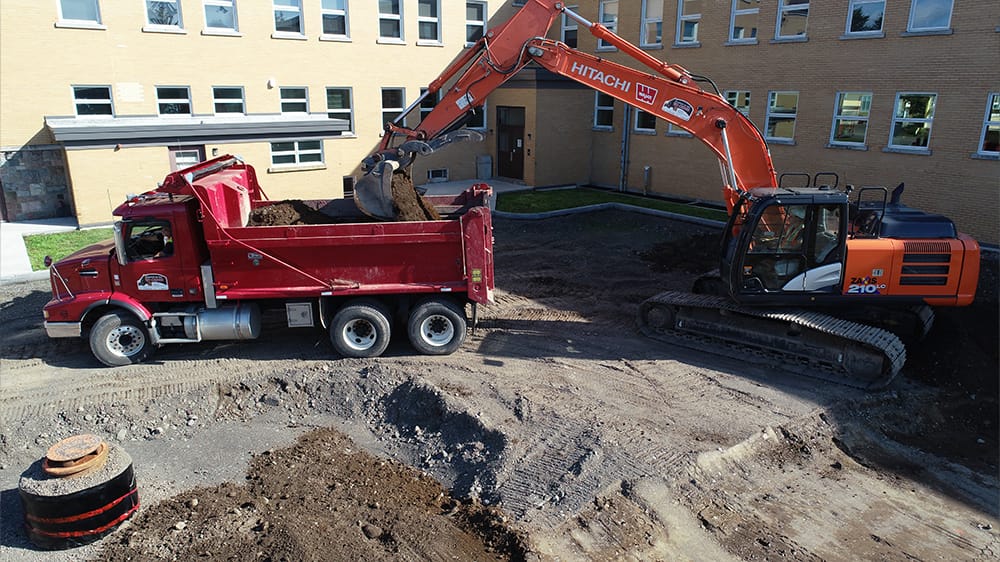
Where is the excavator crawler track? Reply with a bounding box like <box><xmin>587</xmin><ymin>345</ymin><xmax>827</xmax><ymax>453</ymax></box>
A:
<box><xmin>638</xmin><ymin>291</ymin><xmax>906</xmax><ymax>390</ymax></box>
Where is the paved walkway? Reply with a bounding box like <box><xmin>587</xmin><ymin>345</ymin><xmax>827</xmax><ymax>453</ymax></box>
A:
<box><xmin>0</xmin><ymin>218</ymin><xmax>78</xmax><ymax>283</ymax></box>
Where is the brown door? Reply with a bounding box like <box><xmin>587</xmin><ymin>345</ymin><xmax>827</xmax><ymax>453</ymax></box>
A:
<box><xmin>496</xmin><ymin>106</ymin><xmax>525</xmax><ymax>180</ymax></box>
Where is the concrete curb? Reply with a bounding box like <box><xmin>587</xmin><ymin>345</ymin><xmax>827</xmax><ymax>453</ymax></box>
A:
<box><xmin>0</xmin><ymin>270</ymin><xmax>50</xmax><ymax>285</ymax></box>
<box><xmin>493</xmin><ymin>202</ymin><xmax>727</xmax><ymax>229</ymax></box>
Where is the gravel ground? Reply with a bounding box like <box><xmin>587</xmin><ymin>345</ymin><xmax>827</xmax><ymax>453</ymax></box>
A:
<box><xmin>1</xmin><ymin>210</ymin><xmax>996</xmax><ymax>560</ymax></box>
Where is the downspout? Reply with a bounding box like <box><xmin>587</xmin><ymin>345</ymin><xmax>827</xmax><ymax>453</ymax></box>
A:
<box><xmin>619</xmin><ymin>104</ymin><xmax>631</xmax><ymax>192</ymax></box>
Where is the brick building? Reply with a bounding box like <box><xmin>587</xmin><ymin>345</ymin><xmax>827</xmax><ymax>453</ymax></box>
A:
<box><xmin>1</xmin><ymin>1</ymin><xmax>997</xmax><ymax>244</ymax></box>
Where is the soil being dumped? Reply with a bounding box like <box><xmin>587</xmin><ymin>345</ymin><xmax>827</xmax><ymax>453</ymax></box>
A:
<box><xmin>391</xmin><ymin>171</ymin><xmax>441</xmax><ymax>221</ymax></box>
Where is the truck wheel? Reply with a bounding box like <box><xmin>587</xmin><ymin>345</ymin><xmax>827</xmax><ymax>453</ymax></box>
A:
<box><xmin>330</xmin><ymin>299</ymin><xmax>391</xmax><ymax>358</ymax></box>
<box><xmin>407</xmin><ymin>298</ymin><xmax>467</xmax><ymax>355</ymax></box>
<box><xmin>89</xmin><ymin>311</ymin><xmax>154</xmax><ymax>367</ymax></box>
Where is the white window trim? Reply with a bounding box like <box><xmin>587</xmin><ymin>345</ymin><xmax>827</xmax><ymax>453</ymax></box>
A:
<box><xmin>728</xmin><ymin>0</ymin><xmax>759</xmax><ymax>44</ymax></box>
<box><xmin>272</xmin><ymin>0</ymin><xmax>305</xmax><ymax>39</ymax></box>
<box><xmin>320</xmin><ymin>0</ymin><xmax>350</xmax><ymax>41</ymax></box>
<box><xmin>203</xmin><ymin>0</ymin><xmax>239</xmax><ymax>34</ymax></box>
<box><xmin>829</xmin><ymin>91</ymin><xmax>872</xmax><ymax>147</ymax></box>
<box><xmin>724</xmin><ymin>90</ymin><xmax>751</xmax><ymax>117</ymax></box>
<box><xmin>561</xmin><ymin>5</ymin><xmax>578</xmax><ymax>46</ymax></box>
<box><xmin>765</xmin><ymin>90</ymin><xmax>798</xmax><ymax>142</ymax></box>
<box><xmin>143</xmin><ymin>0</ymin><xmax>186</xmax><ymax>34</ymax></box>
<box><xmin>72</xmin><ymin>85</ymin><xmax>114</xmax><ymax>117</ymax></box>
<box><xmin>976</xmin><ymin>93</ymin><xmax>1000</xmax><ymax>157</ymax></box>
<box><xmin>666</xmin><ymin>123</ymin><xmax>693</xmax><ymax>137</ymax></box>
<box><xmin>674</xmin><ymin>1</ymin><xmax>699</xmax><ymax>47</ymax></box>
<box><xmin>593</xmin><ymin>91</ymin><xmax>614</xmax><ymax>130</ymax></box>
<box><xmin>465</xmin><ymin>1</ymin><xmax>487</xmax><ymax>48</ymax></box>
<box><xmin>381</xmin><ymin>87</ymin><xmax>406</xmax><ymax>133</ymax></box>
<box><xmin>269</xmin><ymin>139</ymin><xmax>325</xmax><ymax>171</ymax></box>
<box><xmin>378</xmin><ymin>0</ymin><xmax>405</xmax><ymax>44</ymax></box>
<box><xmin>212</xmin><ymin>86</ymin><xmax>246</xmax><ymax>115</ymax></box>
<box><xmin>640</xmin><ymin>0</ymin><xmax>663</xmax><ymax>47</ymax></box>
<box><xmin>467</xmin><ymin>101</ymin><xmax>487</xmax><ymax>130</ymax></box>
<box><xmin>844</xmin><ymin>0</ymin><xmax>885</xmax><ymax>37</ymax></box>
<box><xmin>775</xmin><ymin>0</ymin><xmax>809</xmax><ymax>40</ymax></box>
<box><xmin>280</xmin><ymin>87</ymin><xmax>310</xmax><ymax>114</ymax></box>
<box><xmin>417</xmin><ymin>0</ymin><xmax>442</xmax><ymax>46</ymax></box>
<box><xmin>887</xmin><ymin>91</ymin><xmax>937</xmax><ymax>151</ymax></box>
<box><xmin>326</xmin><ymin>87</ymin><xmax>355</xmax><ymax>135</ymax></box>
<box><xmin>56</xmin><ymin>0</ymin><xmax>106</xmax><ymax>29</ymax></box>
<box><xmin>419</xmin><ymin>87</ymin><xmax>439</xmax><ymax>123</ymax></box>
<box><xmin>906</xmin><ymin>0</ymin><xmax>953</xmax><ymax>32</ymax></box>
<box><xmin>634</xmin><ymin>109</ymin><xmax>657</xmax><ymax>134</ymax></box>
<box><xmin>597</xmin><ymin>0</ymin><xmax>618</xmax><ymax>51</ymax></box>
<box><xmin>156</xmin><ymin>85</ymin><xmax>193</xmax><ymax>117</ymax></box>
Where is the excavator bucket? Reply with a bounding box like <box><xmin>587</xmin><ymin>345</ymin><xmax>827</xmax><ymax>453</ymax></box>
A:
<box><xmin>354</xmin><ymin>160</ymin><xmax>399</xmax><ymax>220</ymax></box>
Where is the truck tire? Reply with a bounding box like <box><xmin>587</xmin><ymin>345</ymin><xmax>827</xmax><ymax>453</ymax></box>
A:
<box><xmin>407</xmin><ymin>298</ymin><xmax>467</xmax><ymax>355</ymax></box>
<box><xmin>330</xmin><ymin>299</ymin><xmax>392</xmax><ymax>358</ymax></box>
<box><xmin>89</xmin><ymin>311</ymin><xmax>154</xmax><ymax>367</ymax></box>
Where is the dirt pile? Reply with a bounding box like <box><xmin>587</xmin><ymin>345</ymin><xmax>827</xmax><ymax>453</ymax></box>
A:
<box><xmin>247</xmin><ymin>200</ymin><xmax>340</xmax><ymax>226</ymax></box>
<box><xmin>391</xmin><ymin>171</ymin><xmax>441</xmax><ymax>221</ymax></box>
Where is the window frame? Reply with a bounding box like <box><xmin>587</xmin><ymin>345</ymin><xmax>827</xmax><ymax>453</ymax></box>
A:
<box><xmin>280</xmin><ymin>86</ymin><xmax>309</xmax><ymax>114</ymax></box>
<box><xmin>419</xmin><ymin>87</ymin><xmax>439</xmax><ymax>124</ymax></box>
<box><xmin>906</xmin><ymin>0</ymin><xmax>953</xmax><ymax>33</ymax></box>
<box><xmin>72</xmin><ymin>85</ymin><xmax>114</xmax><ymax>117</ymax></box>
<box><xmin>212</xmin><ymin>86</ymin><xmax>246</xmax><ymax>115</ymax></box>
<box><xmin>203</xmin><ymin>0</ymin><xmax>238</xmax><ymax>34</ymax></box>
<box><xmin>775</xmin><ymin>0</ymin><xmax>809</xmax><ymax>40</ymax></box>
<box><xmin>417</xmin><ymin>0</ymin><xmax>442</xmax><ymax>45</ymax></box>
<box><xmin>674</xmin><ymin>0</ymin><xmax>699</xmax><ymax>47</ymax></box>
<box><xmin>465</xmin><ymin>1</ymin><xmax>487</xmax><ymax>47</ymax></box>
<box><xmin>725</xmin><ymin>90</ymin><xmax>751</xmax><ymax>118</ymax></box>
<box><xmin>466</xmin><ymin>102</ymin><xmax>487</xmax><ymax>130</ymax></box>
<box><xmin>976</xmin><ymin>93</ymin><xmax>1000</xmax><ymax>158</ymax></box>
<box><xmin>144</xmin><ymin>0</ymin><xmax>185</xmax><ymax>32</ymax></box>
<box><xmin>273</xmin><ymin>0</ymin><xmax>304</xmax><ymax>38</ymax></box>
<box><xmin>597</xmin><ymin>0</ymin><xmax>618</xmax><ymax>51</ymax></box>
<box><xmin>844</xmin><ymin>0</ymin><xmax>885</xmax><ymax>36</ymax></box>
<box><xmin>593</xmin><ymin>91</ymin><xmax>614</xmax><ymax>130</ymax></box>
<box><xmin>728</xmin><ymin>0</ymin><xmax>759</xmax><ymax>44</ymax></box>
<box><xmin>561</xmin><ymin>5</ymin><xmax>579</xmax><ymax>48</ymax></box>
<box><xmin>380</xmin><ymin>87</ymin><xmax>406</xmax><ymax>133</ymax></box>
<box><xmin>634</xmin><ymin>108</ymin><xmax>657</xmax><ymax>134</ymax></box>
<box><xmin>326</xmin><ymin>87</ymin><xmax>355</xmax><ymax>135</ymax></box>
<box><xmin>887</xmin><ymin>92</ymin><xmax>937</xmax><ymax>151</ymax></box>
<box><xmin>378</xmin><ymin>0</ymin><xmax>404</xmax><ymax>43</ymax></box>
<box><xmin>320</xmin><ymin>0</ymin><xmax>350</xmax><ymax>40</ymax></box>
<box><xmin>156</xmin><ymin>85</ymin><xmax>193</xmax><ymax>116</ymax></box>
<box><xmin>640</xmin><ymin>0</ymin><xmax>663</xmax><ymax>48</ymax></box>
<box><xmin>57</xmin><ymin>0</ymin><xmax>104</xmax><ymax>29</ymax></box>
<box><xmin>270</xmin><ymin>139</ymin><xmax>325</xmax><ymax>169</ymax></box>
<box><xmin>829</xmin><ymin>91</ymin><xmax>873</xmax><ymax>148</ymax></box>
<box><xmin>765</xmin><ymin>90</ymin><xmax>799</xmax><ymax>143</ymax></box>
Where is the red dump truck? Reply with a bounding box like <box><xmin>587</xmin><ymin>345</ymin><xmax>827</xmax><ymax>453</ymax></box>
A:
<box><xmin>42</xmin><ymin>155</ymin><xmax>495</xmax><ymax>366</ymax></box>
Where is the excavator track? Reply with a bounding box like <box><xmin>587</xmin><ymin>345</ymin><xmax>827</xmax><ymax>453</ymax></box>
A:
<box><xmin>638</xmin><ymin>291</ymin><xmax>906</xmax><ymax>391</ymax></box>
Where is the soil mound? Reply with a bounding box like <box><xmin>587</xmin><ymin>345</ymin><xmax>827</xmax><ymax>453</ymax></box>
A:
<box><xmin>247</xmin><ymin>200</ymin><xmax>339</xmax><ymax>226</ymax></box>
<box><xmin>391</xmin><ymin>171</ymin><xmax>441</xmax><ymax>221</ymax></box>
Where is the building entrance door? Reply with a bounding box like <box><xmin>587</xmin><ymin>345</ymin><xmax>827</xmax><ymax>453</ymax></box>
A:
<box><xmin>496</xmin><ymin>106</ymin><xmax>524</xmax><ymax>180</ymax></box>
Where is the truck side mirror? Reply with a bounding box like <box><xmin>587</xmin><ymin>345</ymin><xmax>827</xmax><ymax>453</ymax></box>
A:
<box><xmin>113</xmin><ymin>221</ymin><xmax>128</xmax><ymax>266</ymax></box>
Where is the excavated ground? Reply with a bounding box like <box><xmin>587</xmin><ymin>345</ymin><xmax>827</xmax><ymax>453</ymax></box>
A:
<box><xmin>0</xmin><ymin>210</ymin><xmax>996</xmax><ymax>561</ymax></box>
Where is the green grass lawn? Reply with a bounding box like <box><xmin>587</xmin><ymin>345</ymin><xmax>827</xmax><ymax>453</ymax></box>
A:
<box><xmin>23</xmin><ymin>228</ymin><xmax>114</xmax><ymax>271</ymax></box>
<box><xmin>496</xmin><ymin>187</ymin><xmax>728</xmax><ymax>222</ymax></box>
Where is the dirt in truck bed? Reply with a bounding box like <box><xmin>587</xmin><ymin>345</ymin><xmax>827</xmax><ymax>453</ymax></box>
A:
<box><xmin>0</xmin><ymin>210</ymin><xmax>996</xmax><ymax>562</ymax></box>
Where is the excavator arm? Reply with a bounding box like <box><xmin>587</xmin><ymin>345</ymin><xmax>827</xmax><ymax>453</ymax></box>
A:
<box><xmin>355</xmin><ymin>0</ymin><xmax>777</xmax><ymax>219</ymax></box>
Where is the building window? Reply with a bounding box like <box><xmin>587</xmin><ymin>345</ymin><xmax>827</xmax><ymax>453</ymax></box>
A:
<box><xmin>775</xmin><ymin>0</ymin><xmax>808</xmax><ymax>39</ymax></box>
<box><xmin>830</xmin><ymin>92</ymin><xmax>872</xmax><ymax>146</ymax></box>
<box><xmin>467</xmin><ymin>103</ymin><xmax>487</xmax><ymax>129</ymax></box>
<box><xmin>146</xmin><ymin>0</ymin><xmax>183</xmax><ymax>28</ymax></box>
<box><xmin>729</xmin><ymin>0</ymin><xmax>759</xmax><ymax>42</ymax></box>
<box><xmin>598</xmin><ymin>0</ymin><xmax>618</xmax><ymax>50</ymax></box>
<box><xmin>321</xmin><ymin>0</ymin><xmax>349</xmax><ymax>38</ymax></box>
<box><xmin>280</xmin><ymin>87</ymin><xmax>309</xmax><ymax>113</ymax></box>
<box><xmin>326</xmin><ymin>87</ymin><xmax>354</xmax><ymax>133</ymax></box>
<box><xmin>725</xmin><ymin>90</ymin><xmax>751</xmax><ymax>117</ymax></box>
<box><xmin>419</xmin><ymin>88</ymin><xmax>439</xmax><ymax>126</ymax></box>
<box><xmin>674</xmin><ymin>0</ymin><xmax>698</xmax><ymax>46</ymax></box>
<box><xmin>846</xmin><ymin>0</ymin><xmax>884</xmax><ymax>35</ymax></box>
<box><xmin>594</xmin><ymin>92</ymin><xmax>614</xmax><ymax>130</ymax></box>
<box><xmin>561</xmin><ymin>5</ymin><xmax>578</xmax><ymax>47</ymax></box>
<box><xmin>667</xmin><ymin>123</ymin><xmax>692</xmax><ymax>137</ymax></box>
<box><xmin>466</xmin><ymin>2</ymin><xmax>486</xmax><ymax>46</ymax></box>
<box><xmin>157</xmin><ymin>86</ymin><xmax>192</xmax><ymax>116</ymax></box>
<box><xmin>889</xmin><ymin>93</ymin><xmax>936</xmax><ymax>149</ymax></box>
<box><xmin>765</xmin><ymin>91</ymin><xmax>798</xmax><ymax>141</ymax></box>
<box><xmin>640</xmin><ymin>0</ymin><xmax>663</xmax><ymax>47</ymax></box>
<box><xmin>273</xmin><ymin>0</ymin><xmax>303</xmax><ymax>35</ymax></box>
<box><xmin>213</xmin><ymin>86</ymin><xmax>245</xmax><ymax>114</ymax></box>
<box><xmin>204</xmin><ymin>0</ymin><xmax>237</xmax><ymax>32</ymax></box>
<box><xmin>271</xmin><ymin>140</ymin><xmax>324</xmax><ymax>167</ymax></box>
<box><xmin>73</xmin><ymin>85</ymin><xmax>113</xmax><ymax>116</ymax></box>
<box><xmin>907</xmin><ymin>0</ymin><xmax>952</xmax><ymax>32</ymax></box>
<box><xmin>635</xmin><ymin>109</ymin><xmax>657</xmax><ymax>133</ymax></box>
<box><xmin>978</xmin><ymin>93</ymin><xmax>1000</xmax><ymax>156</ymax></box>
<box><xmin>169</xmin><ymin>146</ymin><xmax>206</xmax><ymax>171</ymax></box>
<box><xmin>378</xmin><ymin>0</ymin><xmax>403</xmax><ymax>42</ymax></box>
<box><xmin>418</xmin><ymin>0</ymin><xmax>441</xmax><ymax>44</ymax></box>
<box><xmin>58</xmin><ymin>0</ymin><xmax>102</xmax><ymax>25</ymax></box>
<box><xmin>381</xmin><ymin>88</ymin><xmax>405</xmax><ymax>131</ymax></box>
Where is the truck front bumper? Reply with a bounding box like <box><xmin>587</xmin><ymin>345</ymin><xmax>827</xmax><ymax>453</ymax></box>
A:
<box><xmin>44</xmin><ymin>322</ymin><xmax>82</xmax><ymax>338</ymax></box>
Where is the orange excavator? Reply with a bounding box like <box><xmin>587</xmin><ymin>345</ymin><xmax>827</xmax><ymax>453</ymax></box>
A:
<box><xmin>354</xmin><ymin>0</ymin><xmax>980</xmax><ymax>389</ymax></box>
